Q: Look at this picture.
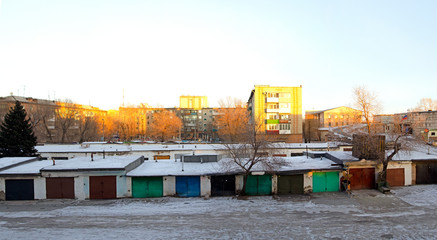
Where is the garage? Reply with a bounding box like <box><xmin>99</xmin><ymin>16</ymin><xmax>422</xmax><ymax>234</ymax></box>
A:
<box><xmin>89</xmin><ymin>176</ymin><xmax>117</xmax><ymax>199</ymax></box>
<box><xmin>245</xmin><ymin>174</ymin><xmax>272</xmax><ymax>196</ymax></box>
<box><xmin>46</xmin><ymin>177</ymin><xmax>75</xmax><ymax>199</ymax></box>
<box><xmin>176</xmin><ymin>176</ymin><xmax>200</xmax><ymax>197</ymax></box>
<box><xmin>211</xmin><ymin>175</ymin><xmax>235</xmax><ymax>196</ymax></box>
<box><xmin>312</xmin><ymin>172</ymin><xmax>339</xmax><ymax>192</ymax></box>
<box><xmin>132</xmin><ymin>177</ymin><xmax>163</xmax><ymax>198</ymax></box>
<box><xmin>349</xmin><ymin>168</ymin><xmax>375</xmax><ymax>190</ymax></box>
<box><xmin>277</xmin><ymin>174</ymin><xmax>304</xmax><ymax>194</ymax></box>
<box><xmin>6</xmin><ymin>179</ymin><xmax>34</xmax><ymax>200</ymax></box>
<box><xmin>386</xmin><ymin>168</ymin><xmax>405</xmax><ymax>187</ymax></box>
<box><xmin>416</xmin><ymin>162</ymin><xmax>437</xmax><ymax>184</ymax></box>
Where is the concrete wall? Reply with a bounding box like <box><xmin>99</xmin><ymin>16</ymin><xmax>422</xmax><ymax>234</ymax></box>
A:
<box><xmin>200</xmin><ymin>176</ymin><xmax>211</xmax><ymax>197</ymax></box>
<box><xmin>235</xmin><ymin>175</ymin><xmax>244</xmax><ymax>194</ymax></box>
<box><xmin>272</xmin><ymin>175</ymin><xmax>278</xmax><ymax>195</ymax></box>
<box><xmin>303</xmin><ymin>173</ymin><xmax>313</xmax><ymax>194</ymax></box>
<box><xmin>163</xmin><ymin>176</ymin><xmax>176</xmax><ymax>196</ymax></box>
<box><xmin>0</xmin><ymin>178</ymin><xmax>4</xmax><ymax>200</ymax></box>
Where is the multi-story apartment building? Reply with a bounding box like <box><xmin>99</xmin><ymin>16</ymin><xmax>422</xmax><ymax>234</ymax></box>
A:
<box><xmin>0</xmin><ymin>95</ymin><xmax>107</xmax><ymax>143</ymax></box>
<box><xmin>177</xmin><ymin>108</ymin><xmax>219</xmax><ymax>142</ymax></box>
<box><xmin>305</xmin><ymin>106</ymin><xmax>362</xmax><ymax>142</ymax></box>
<box><xmin>179</xmin><ymin>96</ymin><xmax>208</xmax><ymax>109</ymax></box>
<box><xmin>247</xmin><ymin>85</ymin><xmax>303</xmax><ymax>143</ymax></box>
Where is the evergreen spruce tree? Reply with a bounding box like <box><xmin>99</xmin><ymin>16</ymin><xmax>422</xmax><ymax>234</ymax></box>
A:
<box><xmin>0</xmin><ymin>101</ymin><xmax>38</xmax><ymax>157</ymax></box>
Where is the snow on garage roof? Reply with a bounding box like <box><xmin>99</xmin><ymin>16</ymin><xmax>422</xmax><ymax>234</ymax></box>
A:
<box><xmin>41</xmin><ymin>155</ymin><xmax>144</xmax><ymax>171</ymax></box>
<box><xmin>0</xmin><ymin>157</ymin><xmax>38</xmax><ymax>170</ymax></box>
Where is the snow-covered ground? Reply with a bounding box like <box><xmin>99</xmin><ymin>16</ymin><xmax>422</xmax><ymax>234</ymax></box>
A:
<box><xmin>0</xmin><ymin>185</ymin><xmax>436</xmax><ymax>239</ymax></box>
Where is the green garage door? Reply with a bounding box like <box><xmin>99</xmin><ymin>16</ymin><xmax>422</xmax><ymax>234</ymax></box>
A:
<box><xmin>245</xmin><ymin>175</ymin><xmax>272</xmax><ymax>196</ymax></box>
<box><xmin>313</xmin><ymin>172</ymin><xmax>339</xmax><ymax>192</ymax></box>
<box><xmin>132</xmin><ymin>177</ymin><xmax>163</xmax><ymax>198</ymax></box>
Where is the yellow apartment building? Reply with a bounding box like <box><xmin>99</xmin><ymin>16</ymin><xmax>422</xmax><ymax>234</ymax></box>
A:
<box><xmin>180</xmin><ymin>96</ymin><xmax>208</xmax><ymax>109</ymax></box>
<box><xmin>247</xmin><ymin>85</ymin><xmax>303</xmax><ymax>143</ymax></box>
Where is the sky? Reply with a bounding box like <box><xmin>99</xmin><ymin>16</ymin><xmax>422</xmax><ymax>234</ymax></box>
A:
<box><xmin>0</xmin><ymin>1</ymin><xmax>435</xmax><ymax>113</ymax></box>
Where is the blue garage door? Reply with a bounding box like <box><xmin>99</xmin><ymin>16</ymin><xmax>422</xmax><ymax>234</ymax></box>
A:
<box><xmin>176</xmin><ymin>176</ymin><xmax>200</xmax><ymax>197</ymax></box>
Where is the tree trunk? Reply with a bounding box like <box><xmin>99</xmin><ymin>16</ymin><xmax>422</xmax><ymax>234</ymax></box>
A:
<box><xmin>240</xmin><ymin>173</ymin><xmax>249</xmax><ymax>196</ymax></box>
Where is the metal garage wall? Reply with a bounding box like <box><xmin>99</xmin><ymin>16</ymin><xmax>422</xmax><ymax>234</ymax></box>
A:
<box><xmin>132</xmin><ymin>177</ymin><xmax>163</xmax><ymax>198</ymax></box>
<box><xmin>5</xmin><ymin>179</ymin><xmax>34</xmax><ymax>200</ymax></box>
<box><xmin>245</xmin><ymin>175</ymin><xmax>272</xmax><ymax>196</ymax></box>
<box><xmin>386</xmin><ymin>168</ymin><xmax>405</xmax><ymax>187</ymax></box>
<box><xmin>277</xmin><ymin>175</ymin><xmax>304</xmax><ymax>194</ymax></box>
<box><xmin>46</xmin><ymin>177</ymin><xmax>75</xmax><ymax>199</ymax></box>
<box><xmin>312</xmin><ymin>172</ymin><xmax>339</xmax><ymax>192</ymax></box>
<box><xmin>349</xmin><ymin>168</ymin><xmax>375</xmax><ymax>190</ymax></box>
<box><xmin>176</xmin><ymin>176</ymin><xmax>200</xmax><ymax>197</ymax></box>
<box><xmin>89</xmin><ymin>176</ymin><xmax>117</xmax><ymax>199</ymax></box>
<box><xmin>211</xmin><ymin>175</ymin><xmax>236</xmax><ymax>196</ymax></box>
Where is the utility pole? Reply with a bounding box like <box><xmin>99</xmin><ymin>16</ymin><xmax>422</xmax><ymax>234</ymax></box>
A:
<box><xmin>102</xmin><ymin>118</ymin><xmax>105</xmax><ymax>142</ymax></box>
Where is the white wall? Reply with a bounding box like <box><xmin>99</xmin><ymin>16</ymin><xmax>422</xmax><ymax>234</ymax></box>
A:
<box><xmin>200</xmin><ymin>176</ymin><xmax>211</xmax><ymax>197</ymax></box>
<box><xmin>0</xmin><ymin>178</ymin><xmax>5</xmax><ymax>200</ymax></box>
<box><xmin>235</xmin><ymin>175</ymin><xmax>244</xmax><ymax>194</ymax></box>
<box><xmin>163</xmin><ymin>176</ymin><xmax>175</xmax><ymax>196</ymax></box>
<box><xmin>272</xmin><ymin>175</ymin><xmax>278</xmax><ymax>194</ymax></box>
<box><xmin>303</xmin><ymin>173</ymin><xmax>313</xmax><ymax>194</ymax></box>
<box><xmin>34</xmin><ymin>177</ymin><xmax>46</xmax><ymax>200</ymax></box>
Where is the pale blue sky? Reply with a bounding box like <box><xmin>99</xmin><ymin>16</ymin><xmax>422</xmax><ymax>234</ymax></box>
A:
<box><xmin>0</xmin><ymin>0</ymin><xmax>435</xmax><ymax>113</ymax></box>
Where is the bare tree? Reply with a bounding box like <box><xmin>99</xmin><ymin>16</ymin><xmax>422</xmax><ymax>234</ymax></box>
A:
<box><xmin>218</xmin><ymin>98</ymin><xmax>285</xmax><ymax>195</ymax></box>
<box><xmin>353</xmin><ymin>85</ymin><xmax>381</xmax><ymax>134</ymax></box>
<box><xmin>55</xmin><ymin>100</ymin><xmax>78</xmax><ymax>143</ymax></box>
<box><xmin>411</xmin><ymin>98</ymin><xmax>437</xmax><ymax>111</ymax></box>
<box><xmin>216</xmin><ymin>97</ymin><xmax>249</xmax><ymax>142</ymax></box>
<box><xmin>351</xmin><ymin>86</ymin><xmax>412</xmax><ymax>190</ymax></box>
<box><xmin>27</xmin><ymin>102</ymin><xmax>56</xmax><ymax>143</ymax></box>
<box><xmin>148</xmin><ymin>109</ymin><xmax>182</xmax><ymax>142</ymax></box>
<box><xmin>77</xmin><ymin>111</ymin><xmax>99</xmax><ymax>143</ymax></box>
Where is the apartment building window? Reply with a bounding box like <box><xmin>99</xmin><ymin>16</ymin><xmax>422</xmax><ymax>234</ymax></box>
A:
<box><xmin>267</xmin><ymin>92</ymin><xmax>279</xmax><ymax>98</ymax></box>
<box><xmin>267</xmin><ymin>113</ymin><xmax>278</xmax><ymax>119</ymax></box>
<box><xmin>280</xmin><ymin>114</ymin><xmax>290</xmax><ymax>120</ymax></box>
<box><xmin>267</xmin><ymin>104</ymin><xmax>279</xmax><ymax>109</ymax></box>
<box><xmin>280</xmin><ymin>124</ymin><xmax>291</xmax><ymax>130</ymax></box>
<box><xmin>279</xmin><ymin>103</ymin><xmax>290</xmax><ymax>109</ymax></box>
<box><xmin>279</xmin><ymin>93</ymin><xmax>291</xmax><ymax>98</ymax></box>
<box><xmin>267</xmin><ymin>124</ymin><xmax>279</xmax><ymax>130</ymax></box>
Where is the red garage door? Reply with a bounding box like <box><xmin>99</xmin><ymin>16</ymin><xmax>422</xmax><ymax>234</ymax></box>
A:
<box><xmin>89</xmin><ymin>176</ymin><xmax>117</xmax><ymax>199</ymax></box>
<box><xmin>387</xmin><ymin>168</ymin><xmax>405</xmax><ymax>187</ymax></box>
<box><xmin>46</xmin><ymin>177</ymin><xmax>75</xmax><ymax>199</ymax></box>
<box><xmin>349</xmin><ymin>168</ymin><xmax>375</xmax><ymax>190</ymax></box>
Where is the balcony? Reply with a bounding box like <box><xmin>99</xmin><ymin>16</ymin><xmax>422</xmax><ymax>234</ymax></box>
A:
<box><xmin>266</xmin><ymin>130</ymin><xmax>279</xmax><ymax>135</ymax></box>
<box><xmin>266</xmin><ymin>109</ymin><xmax>279</xmax><ymax>113</ymax></box>
<box><xmin>279</xmin><ymin>130</ymin><xmax>292</xmax><ymax>134</ymax></box>
<box><xmin>266</xmin><ymin>119</ymin><xmax>279</xmax><ymax>124</ymax></box>
<box><xmin>266</xmin><ymin>97</ymin><xmax>279</xmax><ymax>103</ymax></box>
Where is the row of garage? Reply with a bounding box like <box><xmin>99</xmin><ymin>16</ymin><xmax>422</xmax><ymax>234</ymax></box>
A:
<box><xmin>2</xmin><ymin>152</ymin><xmax>437</xmax><ymax>200</ymax></box>
<box><xmin>3</xmin><ymin>171</ymin><xmax>341</xmax><ymax>200</ymax></box>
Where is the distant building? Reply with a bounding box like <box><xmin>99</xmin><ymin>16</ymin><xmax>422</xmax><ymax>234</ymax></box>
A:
<box><xmin>395</xmin><ymin>111</ymin><xmax>437</xmax><ymax>145</ymax></box>
<box><xmin>0</xmin><ymin>95</ymin><xmax>107</xmax><ymax>143</ymax></box>
<box><xmin>305</xmin><ymin>106</ymin><xmax>362</xmax><ymax>142</ymax></box>
<box><xmin>180</xmin><ymin>96</ymin><xmax>208</xmax><ymax>109</ymax></box>
<box><xmin>247</xmin><ymin>85</ymin><xmax>303</xmax><ymax>143</ymax></box>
